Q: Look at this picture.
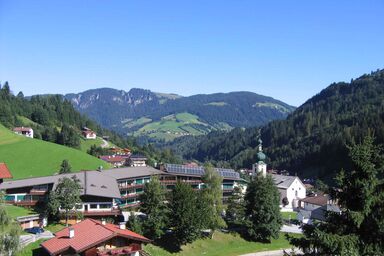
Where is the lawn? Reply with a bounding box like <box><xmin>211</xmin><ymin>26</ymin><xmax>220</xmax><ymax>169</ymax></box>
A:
<box><xmin>281</xmin><ymin>211</ymin><xmax>298</xmax><ymax>220</ymax></box>
<box><xmin>45</xmin><ymin>222</ymin><xmax>66</xmax><ymax>233</ymax></box>
<box><xmin>79</xmin><ymin>136</ymin><xmax>104</xmax><ymax>152</ymax></box>
<box><xmin>17</xmin><ymin>239</ymin><xmax>47</xmax><ymax>256</ymax></box>
<box><xmin>5</xmin><ymin>205</ymin><xmax>37</xmax><ymax>219</ymax></box>
<box><xmin>144</xmin><ymin>232</ymin><xmax>298</xmax><ymax>256</ymax></box>
<box><xmin>0</xmin><ymin>124</ymin><xmax>110</xmax><ymax>179</ymax></box>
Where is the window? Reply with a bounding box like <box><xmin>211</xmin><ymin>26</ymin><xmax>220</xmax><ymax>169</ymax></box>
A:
<box><xmin>90</xmin><ymin>204</ymin><xmax>98</xmax><ymax>209</ymax></box>
<box><xmin>99</xmin><ymin>204</ymin><xmax>112</xmax><ymax>209</ymax></box>
<box><xmin>136</xmin><ymin>188</ymin><xmax>144</xmax><ymax>193</ymax></box>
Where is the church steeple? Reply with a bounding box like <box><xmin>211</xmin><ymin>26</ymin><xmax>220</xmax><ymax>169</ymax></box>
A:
<box><xmin>253</xmin><ymin>131</ymin><xmax>267</xmax><ymax>177</ymax></box>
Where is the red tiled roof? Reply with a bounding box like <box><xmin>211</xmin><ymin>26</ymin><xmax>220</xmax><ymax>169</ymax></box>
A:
<box><xmin>100</xmin><ymin>155</ymin><xmax>125</xmax><ymax>163</ymax></box>
<box><xmin>0</xmin><ymin>163</ymin><xmax>12</xmax><ymax>179</ymax></box>
<box><xmin>41</xmin><ymin>219</ymin><xmax>150</xmax><ymax>255</ymax></box>
<box><xmin>13</xmin><ymin>127</ymin><xmax>32</xmax><ymax>132</ymax></box>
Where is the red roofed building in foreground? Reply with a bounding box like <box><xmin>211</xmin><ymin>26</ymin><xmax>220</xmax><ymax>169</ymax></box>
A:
<box><xmin>41</xmin><ymin>218</ymin><xmax>151</xmax><ymax>256</ymax></box>
<box><xmin>0</xmin><ymin>163</ymin><xmax>12</xmax><ymax>183</ymax></box>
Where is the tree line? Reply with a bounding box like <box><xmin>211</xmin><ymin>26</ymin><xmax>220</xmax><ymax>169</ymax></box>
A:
<box><xmin>0</xmin><ymin>82</ymin><xmax>181</xmax><ymax>165</ymax></box>
<box><xmin>167</xmin><ymin>69</ymin><xmax>384</xmax><ymax>183</ymax></box>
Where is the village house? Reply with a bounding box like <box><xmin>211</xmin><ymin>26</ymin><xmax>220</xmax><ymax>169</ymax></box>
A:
<box><xmin>99</xmin><ymin>155</ymin><xmax>128</xmax><ymax>168</ymax></box>
<box><xmin>252</xmin><ymin>139</ymin><xmax>306</xmax><ymax>210</ymax></box>
<box><xmin>297</xmin><ymin>193</ymin><xmax>341</xmax><ymax>224</ymax></box>
<box><xmin>41</xmin><ymin>218</ymin><xmax>151</xmax><ymax>256</ymax></box>
<box><xmin>82</xmin><ymin>127</ymin><xmax>96</xmax><ymax>139</ymax></box>
<box><xmin>0</xmin><ymin>171</ymin><xmax>121</xmax><ymax>223</ymax></box>
<box><xmin>128</xmin><ymin>154</ymin><xmax>147</xmax><ymax>167</ymax></box>
<box><xmin>13</xmin><ymin>126</ymin><xmax>34</xmax><ymax>138</ymax></box>
<box><xmin>1</xmin><ymin>164</ymin><xmax>244</xmax><ymax>213</ymax></box>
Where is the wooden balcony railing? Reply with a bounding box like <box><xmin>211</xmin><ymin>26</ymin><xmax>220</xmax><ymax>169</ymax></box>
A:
<box><xmin>6</xmin><ymin>200</ymin><xmax>39</xmax><ymax>206</ymax></box>
<box><xmin>82</xmin><ymin>209</ymin><xmax>121</xmax><ymax>216</ymax></box>
<box><xmin>118</xmin><ymin>183</ymin><xmax>145</xmax><ymax>190</ymax></box>
<box><xmin>97</xmin><ymin>244</ymin><xmax>142</xmax><ymax>256</ymax></box>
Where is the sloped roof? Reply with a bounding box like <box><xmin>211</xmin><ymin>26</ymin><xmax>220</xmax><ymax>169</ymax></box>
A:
<box><xmin>272</xmin><ymin>174</ymin><xmax>298</xmax><ymax>189</ymax></box>
<box><xmin>300</xmin><ymin>194</ymin><xmax>328</xmax><ymax>206</ymax></box>
<box><xmin>0</xmin><ymin>171</ymin><xmax>121</xmax><ymax>199</ymax></box>
<box><xmin>41</xmin><ymin>219</ymin><xmax>150</xmax><ymax>255</ymax></box>
<box><xmin>13</xmin><ymin>127</ymin><xmax>32</xmax><ymax>132</ymax></box>
<box><xmin>0</xmin><ymin>163</ymin><xmax>12</xmax><ymax>179</ymax></box>
<box><xmin>101</xmin><ymin>166</ymin><xmax>166</xmax><ymax>180</ymax></box>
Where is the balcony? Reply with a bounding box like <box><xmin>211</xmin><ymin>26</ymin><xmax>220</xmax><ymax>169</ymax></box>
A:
<box><xmin>161</xmin><ymin>179</ymin><xmax>202</xmax><ymax>185</ymax></box>
<box><xmin>97</xmin><ymin>244</ymin><xmax>142</xmax><ymax>256</ymax></box>
<box><xmin>82</xmin><ymin>209</ymin><xmax>121</xmax><ymax>216</ymax></box>
<box><xmin>29</xmin><ymin>189</ymin><xmax>48</xmax><ymax>195</ymax></box>
<box><xmin>6</xmin><ymin>200</ymin><xmax>39</xmax><ymax>206</ymax></box>
<box><xmin>118</xmin><ymin>183</ymin><xmax>145</xmax><ymax>190</ymax></box>
<box><xmin>120</xmin><ymin>202</ymin><xmax>141</xmax><ymax>208</ymax></box>
<box><xmin>121</xmin><ymin>193</ymin><xmax>142</xmax><ymax>199</ymax></box>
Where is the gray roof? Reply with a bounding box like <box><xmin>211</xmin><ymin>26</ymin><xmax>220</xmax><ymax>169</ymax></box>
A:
<box><xmin>271</xmin><ymin>174</ymin><xmax>298</xmax><ymax>189</ymax></box>
<box><xmin>101</xmin><ymin>166</ymin><xmax>167</xmax><ymax>180</ymax></box>
<box><xmin>0</xmin><ymin>171</ymin><xmax>121</xmax><ymax>199</ymax></box>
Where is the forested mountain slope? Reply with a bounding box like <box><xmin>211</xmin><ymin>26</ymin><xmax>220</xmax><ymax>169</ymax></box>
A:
<box><xmin>65</xmin><ymin>88</ymin><xmax>295</xmax><ymax>142</ymax></box>
<box><xmin>169</xmin><ymin>69</ymin><xmax>384</xmax><ymax>181</ymax></box>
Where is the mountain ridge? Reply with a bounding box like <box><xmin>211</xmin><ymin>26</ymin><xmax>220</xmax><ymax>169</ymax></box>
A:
<box><xmin>64</xmin><ymin>88</ymin><xmax>295</xmax><ymax>142</ymax></box>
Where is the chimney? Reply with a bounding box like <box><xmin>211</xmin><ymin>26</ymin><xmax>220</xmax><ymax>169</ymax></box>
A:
<box><xmin>101</xmin><ymin>219</ymin><xmax>106</xmax><ymax>225</ymax></box>
<box><xmin>119</xmin><ymin>222</ymin><xmax>126</xmax><ymax>230</ymax></box>
<box><xmin>69</xmin><ymin>227</ymin><xmax>75</xmax><ymax>238</ymax></box>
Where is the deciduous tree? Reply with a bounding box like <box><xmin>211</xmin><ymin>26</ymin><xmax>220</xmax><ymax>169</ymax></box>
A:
<box><xmin>47</xmin><ymin>176</ymin><xmax>82</xmax><ymax>226</ymax></box>
<box><xmin>0</xmin><ymin>191</ymin><xmax>20</xmax><ymax>256</ymax></box>
<box><xmin>140</xmin><ymin>176</ymin><xmax>168</xmax><ymax>240</ymax></box>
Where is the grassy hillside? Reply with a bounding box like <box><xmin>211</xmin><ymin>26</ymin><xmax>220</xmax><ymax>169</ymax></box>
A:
<box><xmin>132</xmin><ymin>112</ymin><xmax>226</xmax><ymax>141</ymax></box>
<box><xmin>0</xmin><ymin>124</ymin><xmax>110</xmax><ymax>179</ymax></box>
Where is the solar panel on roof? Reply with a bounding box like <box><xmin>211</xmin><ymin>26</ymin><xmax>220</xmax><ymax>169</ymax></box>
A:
<box><xmin>165</xmin><ymin>164</ymin><xmax>240</xmax><ymax>179</ymax></box>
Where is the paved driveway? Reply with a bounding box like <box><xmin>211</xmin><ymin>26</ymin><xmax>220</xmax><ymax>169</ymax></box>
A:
<box><xmin>281</xmin><ymin>224</ymin><xmax>302</xmax><ymax>234</ymax></box>
<box><xmin>20</xmin><ymin>231</ymin><xmax>54</xmax><ymax>247</ymax></box>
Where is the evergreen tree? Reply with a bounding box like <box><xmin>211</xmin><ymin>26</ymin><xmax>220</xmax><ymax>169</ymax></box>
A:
<box><xmin>225</xmin><ymin>185</ymin><xmax>245</xmax><ymax>226</ymax></box>
<box><xmin>289</xmin><ymin>135</ymin><xmax>384</xmax><ymax>255</ymax></box>
<box><xmin>0</xmin><ymin>191</ymin><xmax>20</xmax><ymax>256</ymax></box>
<box><xmin>244</xmin><ymin>173</ymin><xmax>282</xmax><ymax>242</ymax></box>
<box><xmin>170</xmin><ymin>181</ymin><xmax>201</xmax><ymax>247</ymax></box>
<box><xmin>201</xmin><ymin>164</ymin><xmax>225</xmax><ymax>237</ymax></box>
<box><xmin>47</xmin><ymin>176</ymin><xmax>82</xmax><ymax>226</ymax></box>
<box><xmin>59</xmin><ymin>159</ymin><xmax>72</xmax><ymax>174</ymax></box>
<box><xmin>127</xmin><ymin>212</ymin><xmax>143</xmax><ymax>235</ymax></box>
<box><xmin>140</xmin><ymin>176</ymin><xmax>168</xmax><ymax>240</ymax></box>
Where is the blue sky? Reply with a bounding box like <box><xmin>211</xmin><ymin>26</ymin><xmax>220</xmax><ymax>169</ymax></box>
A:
<box><xmin>0</xmin><ymin>0</ymin><xmax>383</xmax><ymax>106</ymax></box>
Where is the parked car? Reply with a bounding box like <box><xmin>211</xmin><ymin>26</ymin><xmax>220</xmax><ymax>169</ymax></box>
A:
<box><xmin>25</xmin><ymin>227</ymin><xmax>44</xmax><ymax>234</ymax></box>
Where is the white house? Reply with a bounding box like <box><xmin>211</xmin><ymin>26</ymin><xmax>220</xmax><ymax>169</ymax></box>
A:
<box><xmin>253</xmin><ymin>138</ymin><xmax>306</xmax><ymax>210</ymax></box>
<box><xmin>272</xmin><ymin>174</ymin><xmax>306</xmax><ymax>209</ymax></box>
<box><xmin>13</xmin><ymin>127</ymin><xmax>33</xmax><ymax>138</ymax></box>
<box><xmin>297</xmin><ymin>194</ymin><xmax>340</xmax><ymax>224</ymax></box>
<box><xmin>82</xmin><ymin>129</ymin><xmax>97</xmax><ymax>139</ymax></box>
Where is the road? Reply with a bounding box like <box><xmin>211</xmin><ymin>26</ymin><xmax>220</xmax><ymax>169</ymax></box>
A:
<box><xmin>100</xmin><ymin>138</ymin><xmax>110</xmax><ymax>148</ymax></box>
<box><xmin>239</xmin><ymin>248</ymin><xmax>301</xmax><ymax>256</ymax></box>
<box><xmin>281</xmin><ymin>224</ymin><xmax>302</xmax><ymax>234</ymax></box>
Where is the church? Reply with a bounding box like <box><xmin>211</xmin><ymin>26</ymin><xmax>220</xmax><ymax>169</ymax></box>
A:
<box><xmin>252</xmin><ymin>139</ymin><xmax>306</xmax><ymax>210</ymax></box>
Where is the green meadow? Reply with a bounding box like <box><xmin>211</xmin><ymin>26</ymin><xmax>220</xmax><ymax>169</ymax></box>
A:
<box><xmin>0</xmin><ymin>124</ymin><xmax>110</xmax><ymax>180</ymax></box>
<box><xmin>144</xmin><ymin>232</ymin><xmax>297</xmax><ymax>256</ymax></box>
